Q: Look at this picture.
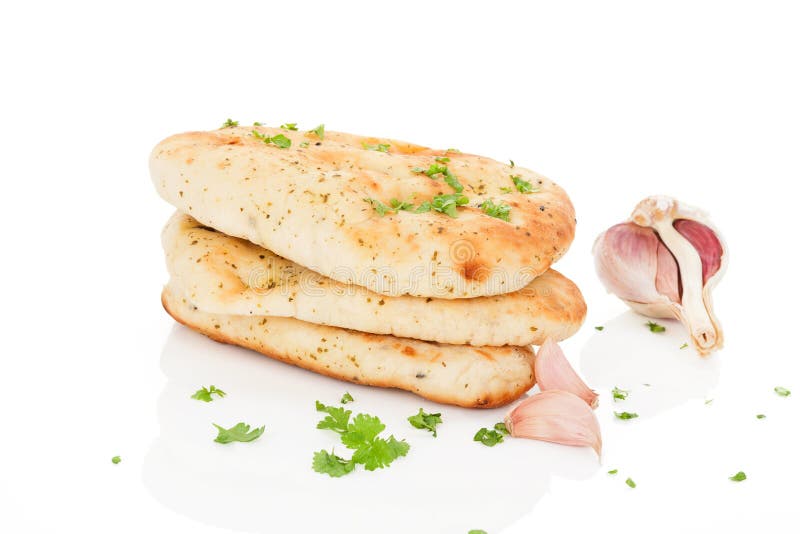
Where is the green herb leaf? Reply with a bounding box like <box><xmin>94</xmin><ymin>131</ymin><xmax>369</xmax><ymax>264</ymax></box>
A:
<box><xmin>729</xmin><ymin>471</ymin><xmax>747</xmax><ymax>482</ymax></box>
<box><xmin>614</xmin><ymin>411</ymin><xmax>639</xmax><ymax>420</ymax></box>
<box><xmin>509</xmin><ymin>174</ymin><xmax>538</xmax><ymax>194</ymax></box>
<box><xmin>445</xmin><ymin>147</ymin><xmax>460</xmax><ymax>153</ymax></box>
<box><xmin>221</xmin><ymin>118</ymin><xmax>238</xmax><ymax>128</ymax></box>
<box><xmin>680</xmin><ymin>342</ymin><xmax>689</xmax><ymax>349</ymax></box>
<box><xmin>434</xmin><ymin>156</ymin><xmax>450</xmax><ymax>163</ymax></box>
<box><xmin>111</xmin><ymin>456</ymin><xmax>121</xmax><ymax>464</ymax></box>
<box><xmin>212</xmin><ymin>422</ymin><xmax>265</xmax><ymax>444</ymax></box>
<box><xmin>252</xmin><ymin>129</ymin><xmax>292</xmax><ymax>149</ymax></box>
<box><xmin>412</xmin><ymin>164</ymin><xmax>463</xmax><ymax>193</ymax></box>
<box><xmin>309</xmin><ymin>124</ymin><xmax>325</xmax><ymax>139</ymax></box>
<box><xmin>625</xmin><ymin>477</ymin><xmax>636</xmax><ymax>488</ymax></box>
<box><xmin>481</xmin><ymin>199</ymin><xmax>511</xmax><ymax>221</ymax></box>
<box><xmin>191</xmin><ymin>385</ymin><xmax>226</xmax><ymax>402</ymax></box>
<box><xmin>493</xmin><ymin>422</ymin><xmax>510</xmax><ymax>435</ymax></box>
<box><xmin>647</xmin><ymin>321</ymin><xmax>666</xmax><ymax>333</ymax></box>
<box><xmin>390</xmin><ymin>198</ymin><xmax>415</xmax><ymax>211</ymax></box>
<box><xmin>415</xmin><ymin>201</ymin><xmax>432</xmax><ymax>213</ymax></box>
<box><xmin>509</xmin><ymin>159</ymin><xmax>515</xmax><ymax>168</ymax></box>
<box><xmin>407</xmin><ymin>408</ymin><xmax>443</xmax><ymax>437</ymax></box>
<box><xmin>364</xmin><ymin>197</ymin><xmax>394</xmax><ymax>216</ymax></box>
<box><xmin>595</xmin><ymin>326</ymin><xmax>605</xmax><ymax>331</ymax></box>
<box><xmin>313</xmin><ymin>401</ymin><xmax>410</xmax><ymax>476</ymax></box>
<box><xmin>468</xmin><ymin>530</ymin><xmax>488</xmax><ymax>534</ymax></box>
<box><xmin>774</xmin><ymin>386</ymin><xmax>791</xmax><ymax>397</ymax></box>
<box><xmin>500</xmin><ymin>186</ymin><xmax>514</xmax><ymax>194</ymax></box>
<box><xmin>756</xmin><ymin>414</ymin><xmax>766</xmax><ymax>419</ymax></box>
<box><xmin>607</xmin><ymin>469</ymin><xmax>618</xmax><ymax>475</ymax></box>
<box><xmin>340</xmin><ymin>392</ymin><xmax>354</xmax><ymax>404</ymax></box>
<box><xmin>612</xmin><ymin>386</ymin><xmax>629</xmax><ymax>401</ymax></box>
<box><xmin>253</xmin><ymin>121</ymin><xmax>263</xmax><ymax>126</ymax></box>
<box><xmin>312</xmin><ymin>449</ymin><xmax>355</xmax><ymax>478</ymax></box>
<box><xmin>705</xmin><ymin>398</ymin><xmax>714</xmax><ymax>405</ymax></box>
<box><xmin>474</xmin><ymin>427</ymin><xmax>505</xmax><ymax>447</ymax></box>
<box><xmin>279</xmin><ymin>122</ymin><xmax>298</xmax><ymax>131</ymax></box>
<box><xmin>299</xmin><ymin>141</ymin><xmax>310</xmax><ymax>148</ymax></box>
<box><xmin>363</xmin><ymin>142</ymin><xmax>391</xmax><ymax>153</ymax></box>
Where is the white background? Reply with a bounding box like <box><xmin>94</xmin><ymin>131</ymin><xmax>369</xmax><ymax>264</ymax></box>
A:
<box><xmin>2</xmin><ymin>1</ymin><xmax>799</xmax><ymax>533</ymax></box>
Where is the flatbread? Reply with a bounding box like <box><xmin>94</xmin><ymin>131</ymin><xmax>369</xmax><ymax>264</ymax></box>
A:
<box><xmin>163</xmin><ymin>212</ymin><xmax>586</xmax><ymax>346</ymax></box>
<box><xmin>161</xmin><ymin>284</ymin><xmax>536</xmax><ymax>408</ymax></box>
<box><xmin>150</xmin><ymin>126</ymin><xmax>576</xmax><ymax>298</ymax></box>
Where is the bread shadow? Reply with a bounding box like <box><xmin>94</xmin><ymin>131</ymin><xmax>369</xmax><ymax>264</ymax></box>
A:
<box><xmin>142</xmin><ymin>324</ymin><xmax>600</xmax><ymax>534</ymax></box>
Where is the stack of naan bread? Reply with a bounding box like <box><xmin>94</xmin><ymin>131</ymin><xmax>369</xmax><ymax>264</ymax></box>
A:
<box><xmin>150</xmin><ymin>125</ymin><xmax>586</xmax><ymax>408</ymax></box>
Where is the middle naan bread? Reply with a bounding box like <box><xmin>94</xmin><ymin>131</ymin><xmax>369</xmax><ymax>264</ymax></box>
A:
<box><xmin>163</xmin><ymin>212</ymin><xmax>586</xmax><ymax>346</ymax></box>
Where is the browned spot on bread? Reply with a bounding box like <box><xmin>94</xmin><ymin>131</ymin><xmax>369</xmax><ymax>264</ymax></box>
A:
<box><xmin>402</xmin><ymin>346</ymin><xmax>416</xmax><ymax>356</ymax></box>
<box><xmin>460</xmin><ymin>259</ymin><xmax>489</xmax><ymax>282</ymax></box>
<box><xmin>475</xmin><ymin>349</ymin><xmax>495</xmax><ymax>361</ymax></box>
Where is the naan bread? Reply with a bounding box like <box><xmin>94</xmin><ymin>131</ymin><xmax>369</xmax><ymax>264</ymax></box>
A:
<box><xmin>163</xmin><ymin>212</ymin><xmax>586</xmax><ymax>346</ymax></box>
<box><xmin>161</xmin><ymin>284</ymin><xmax>535</xmax><ymax>408</ymax></box>
<box><xmin>150</xmin><ymin>126</ymin><xmax>576</xmax><ymax>298</ymax></box>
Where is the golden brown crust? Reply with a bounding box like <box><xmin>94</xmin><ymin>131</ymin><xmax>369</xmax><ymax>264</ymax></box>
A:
<box><xmin>161</xmin><ymin>285</ymin><xmax>535</xmax><ymax>408</ymax></box>
<box><xmin>163</xmin><ymin>212</ymin><xmax>586</xmax><ymax>346</ymax></box>
<box><xmin>150</xmin><ymin>126</ymin><xmax>576</xmax><ymax>298</ymax></box>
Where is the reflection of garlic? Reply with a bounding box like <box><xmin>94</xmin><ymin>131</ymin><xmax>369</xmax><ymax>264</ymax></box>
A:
<box><xmin>593</xmin><ymin>196</ymin><xmax>727</xmax><ymax>355</ymax></box>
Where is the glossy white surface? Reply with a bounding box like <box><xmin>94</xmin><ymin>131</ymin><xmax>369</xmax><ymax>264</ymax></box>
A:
<box><xmin>2</xmin><ymin>2</ymin><xmax>799</xmax><ymax>533</ymax></box>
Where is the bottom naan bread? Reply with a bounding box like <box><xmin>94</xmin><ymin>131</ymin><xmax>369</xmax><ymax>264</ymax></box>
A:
<box><xmin>162</xmin><ymin>284</ymin><xmax>535</xmax><ymax>408</ymax></box>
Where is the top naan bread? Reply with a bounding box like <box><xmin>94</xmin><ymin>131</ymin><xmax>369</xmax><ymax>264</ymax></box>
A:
<box><xmin>150</xmin><ymin>126</ymin><xmax>576</xmax><ymax>298</ymax></box>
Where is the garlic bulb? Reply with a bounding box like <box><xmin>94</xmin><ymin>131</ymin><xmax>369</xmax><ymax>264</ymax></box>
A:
<box><xmin>593</xmin><ymin>196</ymin><xmax>727</xmax><ymax>355</ymax></box>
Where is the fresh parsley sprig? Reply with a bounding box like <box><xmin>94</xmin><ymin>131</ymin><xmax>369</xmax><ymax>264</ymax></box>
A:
<box><xmin>480</xmin><ymin>199</ymin><xmax>511</xmax><ymax>221</ymax></box>
<box><xmin>312</xmin><ymin>401</ymin><xmax>410</xmax><ymax>477</ymax></box>
<box><xmin>474</xmin><ymin>422</ymin><xmax>509</xmax><ymax>447</ymax></box>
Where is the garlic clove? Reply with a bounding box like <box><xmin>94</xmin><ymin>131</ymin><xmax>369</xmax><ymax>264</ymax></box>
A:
<box><xmin>594</xmin><ymin>195</ymin><xmax>727</xmax><ymax>355</ymax></box>
<box><xmin>535</xmin><ymin>338</ymin><xmax>599</xmax><ymax>409</ymax></box>
<box><xmin>504</xmin><ymin>390</ymin><xmax>602</xmax><ymax>456</ymax></box>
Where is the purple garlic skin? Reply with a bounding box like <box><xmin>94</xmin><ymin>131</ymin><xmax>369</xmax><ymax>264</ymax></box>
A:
<box><xmin>593</xmin><ymin>196</ymin><xmax>727</xmax><ymax>355</ymax></box>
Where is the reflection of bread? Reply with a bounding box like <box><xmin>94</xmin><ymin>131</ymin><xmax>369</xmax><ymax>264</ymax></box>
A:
<box><xmin>150</xmin><ymin>126</ymin><xmax>575</xmax><ymax>299</ymax></box>
<box><xmin>163</xmin><ymin>212</ymin><xmax>586</xmax><ymax>346</ymax></box>
<box><xmin>162</xmin><ymin>284</ymin><xmax>535</xmax><ymax>408</ymax></box>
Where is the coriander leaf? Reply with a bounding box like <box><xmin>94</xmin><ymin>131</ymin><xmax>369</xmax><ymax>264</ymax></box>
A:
<box><xmin>469</xmin><ymin>530</ymin><xmax>488</xmax><ymax>534</ymax></box>
<box><xmin>612</xmin><ymin>386</ymin><xmax>629</xmax><ymax>401</ymax></box>
<box><xmin>270</xmin><ymin>133</ymin><xmax>292</xmax><ymax>148</ymax></box>
<box><xmin>191</xmin><ymin>385</ymin><xmax>226</xmax><ymax>402</ymax></box>
<box><xmin>647</xmin><ymin>321</ymin><xmax>666</xmax><ymax>333</ymax></box>
<box><xmin>309</xmin><ymin>124</ymin><xmax>325</xmax><ymax>139</ymax></box>
<box><xmin>756</xmin><ymin>414</ymin><xmax>766</xmax><ymax>419</ymax></box>
<box><xmin>481</xmin><ymin>199</ymin><xmax>511</xmax><ymax>221</ymax></box>
<box><xmin>625</xmin><ymin>477</ymin><xmax>636</xmax><ymax>488</ymax></box>
<box><xmin>493</xmin><ymin>422</ymin><xmax>510</xmax><ymax>435</ymax></box>
<box><xmin>364</xmin><ymin>197</ymin><xmax>394</xmax><ymax>216</ymax></box>
<box><xmin>415</xmin><ymin>201</ymin><xmax>432</xmax><ymax>213</ymax></box>
<box><xmin>253</xmin><ymin>121</ymin><xmax>263</xmax><ymax>126</ymax></box>
<box><xmin>435</xmin><ymin>156</ymin><xmax>450</xmax><ymax>163</ymax></box>
<box><xmin>212</xmin><ymin>422</ymin><xmax>265</xmax><ymax>444</ymax></box>
<box><xmin>509</xmin><ymin>174</ymin><xmax>538</xmax><ymax>194</ymax></box>
<box><xmin>352</xmin><ymin>435</ymin><xmax>409</xmax><ymax>471</ymax></box>
<box><xmin>595</xmin><ymin>326</ymin><xmax>605</xmax><ymax>331</ymax></box>
<box><xmin>614</xmin><ymin>411</ymin><xmax>639</xmax><ymax>420</ymax></box>
<box><xmin>363</xmin><ymin>142</ymin><xmax>391</xmax><ymax>153</ymax></box>
<box><xmin>607</xmin><ymin>469</ymin><xmax>618</xmax><ymax>475</ymax></box>
<box><xmin>429</xmin><ymin>193</ymin><xmax>468</xmax><ymax>218</ymax></box>
<box><xmin>390</xmin><ymin>198</ymin><xmax>415</xmax><ymax>211</ymax></box>
<box><xmin>729</xmin><ymin>471</ymin><xmax>747</xmax><ymax>482</ymax></box>
<box><xmin>221</xmin><ymin>118</ymin><xmax>238</xmax><ymax>128</ymax></box>
<box><xmin>312</xmin><ymin>449</ymin><xmax>355</xmax><ymax>478</ymax></box>
<box><xmin>411</xmin><ymin>164</ymin><xmax>463</xmax><ymax>192</ymax></box>
<box><xmin>774</xmin><ymin>386</ymin><xmax>791</xmax><ymax>397</ymax></box>
<box><xmin>340</xmin><ymin>392</ymin><xmax>354</xmax><ymax>404</ymax></box>
<box><xmin>111</xmin><ymin>456</ymin><xmax>121</xmax><ymax>464</ymax></box>
<box><xmin>315</xmin><ymin>401</ymin><xmax>351</xmax><ymax>433</ymax></box>
<box><xmin>443</xmin><ymin>168</ymin><xmax>464</xmax><ymax>193</ymax></box>
<box><xmin>680</xmin><ymin>342</ymin><xmax>689</xmax><ymax>349</ymax></box>
<box><xmin>299</xmin><ymin>141</ymin><xmax>310</xmax><ymax>148</ymax></box>
<box><xmin>500</xmin><ymin>186</ymin><xmax>514</xmax><ymax>194</ymax></box>
<box><xmin>474</xmin><ymin>427</ymin><xmax>505</xmax><ymax>447</ymax></box>
<box><xmin>279</xmin><ymin>122</ymin><xmax>298</xmax><ymax>131</ymax></box>
<box><xmin>341</xmin><ymin>413</ymin><xmax>386</xmax><ymax>449</ymax></box>
<box><xmin>407</xmin><ymin>408</ymin><xmax>443</xmax><ymax>437</ymax></box>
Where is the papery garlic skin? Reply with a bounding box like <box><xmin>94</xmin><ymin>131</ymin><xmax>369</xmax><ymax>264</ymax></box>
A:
<box><xmin>504</xmin><ymin>390</ymin><xmax>602</xmax><ymax>456</ymax></box>
<box><xmin>594</xmin><ymin>195</ymin><xmax>727</xmax><ymax>355</ymax></box>
<box><xmin>535</xmin><ymin>339</ymin><xmax>599</xmax><ymax>409</ymax></box>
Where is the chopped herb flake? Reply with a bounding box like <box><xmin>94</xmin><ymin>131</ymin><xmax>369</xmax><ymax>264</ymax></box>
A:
<box><xmin>481</xmin><ymin>199</ymin><xmax>511</xmax><ymax>221</ymax></box>
<box><xmin>756</xmin><ymin>414</ymin><xmax>766</xmax><ymax>419</ymax></box>
<box><xmin>279</xmin><ymin>122</ymin><xmax>298</xmax><ymax>131</ymax></box>
<box><xmin>625</xmin><ymin>477</ymin><xmax>636</xmax><ymax>488</ymax></box>
<box><xmin>729</xmin><ymin>471</ymin><xmax>747</xmax><ymax>482</ymax></box>
<box><xmin>680</xmin><ymin>342</ymin><xmax>689</xmax><ymax>349</ymax></box>
<box><xmin>252</xmin><ymin>129</ymin><xmax>292</xmax><ymax>149</ymax></box>
<box><xmin>191</xmin><ymin>385</ymin><xmax>226</xmax><ymax>402</ymax></box>
<box><xmin>647</xmin><ymin>321</ymin><xmax>666</xmax><ymax>333</ymax></box>
<box><xmin>212</xmin><ymin>422</ymin><xmax>265</xmax><ymax>444</ymax></box>
<box><xmin>474</xmin><ymin>427</ymin><xmax>505</xmax><ymax>447</ymax></box>
<box><xmin>509</xmin><ymin>174</ymin><xmax>538</xmax><ymax>194</ymax></box>
<box><xmin>595</xmin><ymin>326</ymin><xmax>605</xmax><ymax>331</ymax></box>
<box><xmin>309</xmin><ymin>124</ymin><xmax>325</xmax><ymax>139</ymax></box>
<box><xmin>774</xmin><ymin>386</ymin><xmax>791</xmax><ymax>397</ymax></box>
<box><xmin>705</xmin><ymin>398</ymin><xmax>714</xmax><ymax>405</ymax></box>
<box><xmin>612</xmin><ymin>386</ymin><xmax>629</xmax><ymax>401</ymax></box>
<box><xmin>221</xmin><ymin>118</ymin><xmax>238</xmax><ymax>128</ymax></box>
<box><xmin>434</xmin><ymin>156</ymin><xmax>450</xmax><ymax>163</ymax></box>
<box><xmin>607</xmin><ymin>469</ymin><xmax>618</xmax><ymax>475</ymax></box>
<box><xmin>615</xmin><ymin>411</ymin><xmax>639</xmax><ymax>420</ymax></box>
<box><xmin>407</xmin><ymin>408</ymin><xmax>443</xmax><ymax>437</ymax></box>
<box><xmin>364</xmin><ymin>197</ymin><xmax>394</xmax><ymax>216</ymax></box>
<box><xmin>416</xmin><ymin>193</ymin><xmax>469</xmax><ymax>218</ymax></box>
<box><xmin>390</xmin><ymin>198</ymin><xmax>415</xmax><ymax>211</ymax></box>
<box><xmin>299</xmin><ymin>141</ymin><xmax>310</xmax><ymax>148</ymax></box>
<box><xmin>111</xmin><ymin>456</ymin><xmax>121</xmax><ymax>464</ymax></box>
<box><xmin>509</xmin><ymin>159</ymin><xmax>515</xmax><ymax>168</ymax></box>
<box><xmin>340</xmin><ymin>392</ymin><xmax>354</xmax><ymax>404</ymax></box>
<box><xmin>363</xmin><ymin>142</ymin><xmax>391</xmax><ymax>153</ymax></box>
